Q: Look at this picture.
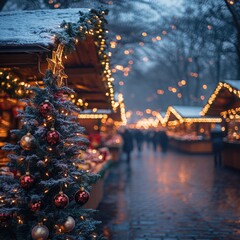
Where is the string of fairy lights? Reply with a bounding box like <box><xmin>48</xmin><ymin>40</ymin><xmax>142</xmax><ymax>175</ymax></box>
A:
<box><xmin>0</xmin><ymin>9</ymin><xmax>125</xmax><ymax>122</ymax></box>
<box><xmin>0</xmin><ymin>70</ymin><xmax>31</xmax><ymax>99</ymax></box>
<box><xmin>201</xmin><ymin>82</ymin><xmax>240</xmax><ymax>116</ymax></box>
<box><xmin>50</xmin><ymin>9</ymin><xmax>116</xmax><ymax>110</ymax></box>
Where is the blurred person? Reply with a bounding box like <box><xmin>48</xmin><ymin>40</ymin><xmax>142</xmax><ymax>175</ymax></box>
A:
<box><xmin>145</xmin><ymin>130</ymin><xmax>151</xmax><ymax>148</ymax></box>
<box><xmin>121</xmin><ymin>129</ymin><xmax>134</xmax><ymax>163</ymax></box>
<box><xmin>135</xmin><ymin>129</ymin><xmax>145</xmax><ymax>153</ymax></box>
<box><xmin>159</xmin><ymin>130</ymin><xmax>169</xmax><ymax>153</ymax></box>
<box><xmin>151</xmin><ymin>130</ymin><xmax>158</xmax><ymax>152</ymax></box>
<box><xmin>211</xmin><ymin>125</ymin><xmax>224</xmax><ymax>168</ymax></box>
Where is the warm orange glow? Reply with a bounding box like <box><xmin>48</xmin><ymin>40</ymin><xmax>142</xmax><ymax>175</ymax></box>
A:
<box><xmin>181</xmin><ymin>80</ymin><xmax>186</xmax><ymax>85</ymax></box>
<box><xmin>157</xmin><ymin>89</ymin><xmax>164</xmax><ymax>95</ymax></box>
<box><xmin>116</xmin><ymin>35</ymin><xmax>122</xmax><ymax>40</ymax></box>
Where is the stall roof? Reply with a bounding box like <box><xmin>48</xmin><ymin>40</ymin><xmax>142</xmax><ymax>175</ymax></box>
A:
<box><xmin>0</xmin><ymin>9</ymin><xmax>84</xmax><ymax>47</ymax></box>
<box><xmin>201</xmin><ymin>80</ymin><xmax>240</xmax><ymax>117</ymax></box>
<box><xmin>164</xmin><ymin>106</ymin><xmax>202</xmax><ymax>122</ymax></box>
<box><xmin>172</xmin><ymin>106</ymin><xmax>202</xmax><ymax>118</ymax></box>
<box><xmin>164</xmin><ymin>105</ymin><xmax>221</xmax><ymax>124</ymax></box>
<box><xmin>225</xmin><ymin>80</ymin><xmax>240</xmax><ymax>91</ymax></box>
<box><xmin>0</xmin><ymin>8</ymin><xmax>114</xmax><ymax>109</ymax></box>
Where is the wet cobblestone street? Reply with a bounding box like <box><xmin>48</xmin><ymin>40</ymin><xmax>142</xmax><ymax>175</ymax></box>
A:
<box><xmin>97</xmin><ymin>146</ymin><xmax>240</xmax><ymax>240</ymax></box>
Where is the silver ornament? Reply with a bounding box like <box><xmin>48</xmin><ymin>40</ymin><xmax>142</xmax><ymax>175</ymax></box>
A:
<box><xmin>31</xmin><ymin>224</ymin><xmax>49</xmax><ymax>240</ymax></box>
<box><xmin>63</xmin><ymin>216</ymin><xmax>75</xmax><ymax>232</ymax></box>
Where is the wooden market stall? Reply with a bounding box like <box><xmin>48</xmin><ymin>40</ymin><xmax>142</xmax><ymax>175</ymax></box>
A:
<box><xmin>0</xmin><ymin>8</ymin><xmax>116</xmax><ymax>209</ymax></box>
<box><xmin>78</xmin><ymin>93</ymin><xmax>127</xmax><ymax>161</ymax></box>
<box><xmin>0</xmin><ymin>9</ymin><xmax>114</xmax><ymax>161</ymax></box>
<box><xmin>164</xmin><ymin>105</ymin><xmax>222</xmax><ymax>153</ymax></box>
<box><xmin>201</xmin><ymin>80</ymin><xmax>240</xmax><ymax>169</ymax></box>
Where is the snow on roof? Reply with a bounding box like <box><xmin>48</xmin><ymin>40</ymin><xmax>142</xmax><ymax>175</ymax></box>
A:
<box><xmin>0</xmin><ymin>8</ymin><xmax>89</xmax><ymax>47</ymax></box>
<box><xmin>160</xmin><ymin>111</ymin><xmax>165</xmax><ymax>118</ymax></box>
<box><xmin>224</xmin><ymin>80</ymin><xmax>240</xmax><ymax>90</ymax></box>
<box><xmin>172</xmin><ymin>106</ymin><xmax>202</xmax><ymax>118</ymax></box>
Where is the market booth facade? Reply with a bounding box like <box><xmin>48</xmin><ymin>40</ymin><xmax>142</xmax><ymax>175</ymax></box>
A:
<box><xmin>164</xmin><ymin>105</ymin><xmax>222</xmax><ymax>153</ymax></box>
<box><xmin>0</xmin><ymin>9</ymin><xmax>115</xmax><ymax>164</ymax></box>
<box><xmin>0</xmin><ymin>8</ymin><xmax>120</xmax><ymax>211</ymax></box>
<box><xmin>201</xmin><ymin>80</ymin><xmax>240</xmax><ymax>169</ymax></box>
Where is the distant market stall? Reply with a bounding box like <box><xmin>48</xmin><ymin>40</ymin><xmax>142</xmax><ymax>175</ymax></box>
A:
<box><xmin>201</xmin><ymin>80</ymin><xmax>240</xmax><ymax>169</ymax></box>
<box><xmin>164</xmin><ymin>105</ymin><xmax>222</xmax><ymax>153</ymax></box>
<box><xmin>78</xmin><ymin>93</ymin><xmax>127</xmax><ymax>161</ymax></box>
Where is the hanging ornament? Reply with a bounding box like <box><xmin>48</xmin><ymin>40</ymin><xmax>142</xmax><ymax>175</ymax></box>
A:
<box><xmin>74</xmin><ymin>187</ymin><xmax>90</xmax><ymax>206</ymax></box>
<box><xmin>47</xmin><ymin>128</ymin><xmax>60</xmax><ymax>145</ymax></box>
<box><xmin>20</xmin><ymin>133</ymin><xmax>36</xmax><ymax>150</ymax></box>
<box><xmin>31</xmin><ymin>223</ymin><xmax>49</xmax><ymax>240</ymax></box>
<box><xmin>20</xmin><ymin>172</ymin><xmax>35</xmax><ymax>190</ymax></box>
<box><xmin>62</xmin><ymin>216</ymin><xmax>75</xmax><ymax>233</ymax></box>
<box><xmin>53</xmin><ymin>191</ymin><xmax>69</xmax><ymax>209</ymax></box>
<box><xmin>39</xmin><ymin>100</ymin><xmax>53</xmax><ymax>118</ymax></box>
<box><xmin>29</xmin><ymin>200</ymin><xmax>42</xmax><ymax>212</ymax></box>
<box><xmin>54</xmin><ymin>91</ymin><xmax>68</xmax><ymax>102</ymax></box>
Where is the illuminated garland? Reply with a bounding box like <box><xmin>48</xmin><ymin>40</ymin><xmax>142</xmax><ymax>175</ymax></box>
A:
<box><xmin>53</xmin><ymin>8</ymin><xmax>115</xmax><ymax>109</ymax></box>
<box><xmin>77</xmin><ymin>114</ymin><xmax>108</xmax><ymax>119</ymax></box>
<box><xmin>220</xmin><ymin>107</ymin><xmax>240</xmax><ymax>118</ymax></box>
<box><xmin>0</xmin><ymin>70</ymin><xmax>30</xmax><ymax>99</ymax></box>
<box><xmin>118</xmin><ymin>93</ymin><xmax>127</xmax><ymax>125</ymax></box>
<box><xmin>164</xmin><ymin>106</ymin><xmax>222</xmax><ymax>125</ymax></box>
<box><xmin>201</xmin><ymin>82</ymin><xmax>240</xmax><ymax>116</ymax></box>
<box><xmin>164</xmin><ymin>106</ymin><xmax>184</xmax><ymax>124</ymax></box>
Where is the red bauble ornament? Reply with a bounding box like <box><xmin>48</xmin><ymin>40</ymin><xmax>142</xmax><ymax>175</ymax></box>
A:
<box><xmin>39</xmin><ymin>100</ymin><xmax>53</xmax><ymax>118</ymax></box>
<box><xmin>47</xmin><ymin>128</ymin><xmax>60</xmax><ymax>145</ymax></box>
<box><xmin>29</xmin><ymin>200</ymin><xmax>42</xmax><ymax>212</ymax></box>
<box><xmin>54</xmin><ymin>92</ymin><xmax>68</xmax><ymax>102</ymax></box>
<box><xmin>53</xmin><ymin>191</ymin><xmax>69</xmax><ymax>209</ymax></box>
<box><xmin>20</xmin><ymin>172</ymin><xmax>35</xmax><ymax>190</ymax></box>
<box><xmin>74</xmin><ymin>188</ymin><xmax>90</xmax><ymax>206</ymax></box>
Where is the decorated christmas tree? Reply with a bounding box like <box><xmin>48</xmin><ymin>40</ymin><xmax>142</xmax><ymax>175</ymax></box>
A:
<box><xmin>0</xmin><ymin>8</ymin><xmax>111</xmax><ymax>240</ymax></box>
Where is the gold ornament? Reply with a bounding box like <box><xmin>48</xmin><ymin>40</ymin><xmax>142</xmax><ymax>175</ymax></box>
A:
<box><xmin>20</xmin><ymin>133</ymin><xmax>36</xmax><ymax>150</ymax></box>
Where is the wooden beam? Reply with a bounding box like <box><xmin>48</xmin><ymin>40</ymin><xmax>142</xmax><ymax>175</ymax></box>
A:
<box><xmin>0</xmin><ymin>45</ymin><xmax>51</xmax><ymax>53</ymax></box>
<box><xmin>0</xmin><ymin>52</ymin><xmax>48</xmax><ymax>67</ymax></box>
<box><xmin>65</xmin><ymin>67</ymin><xmax>98</xmax><ymax>75</ymax></box>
